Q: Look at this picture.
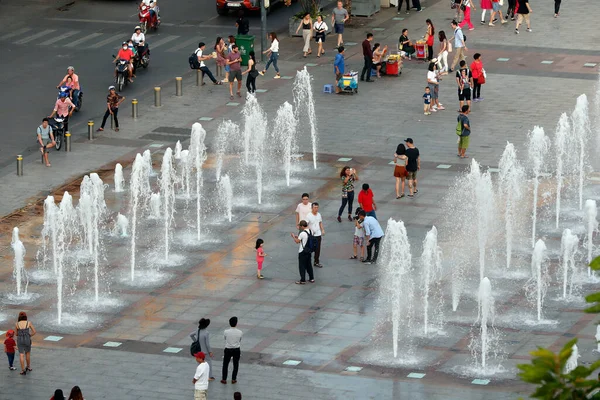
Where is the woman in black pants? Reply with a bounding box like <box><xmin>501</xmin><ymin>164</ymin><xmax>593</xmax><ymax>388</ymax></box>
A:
<box><xmin>337</xmin><ymin>166</ymin><xmax>359</xmax><ymax>222</ymax></box>
<box><xmin>554</xmin><ymin>0</ymin><xmax>561</xmax><ymax>17</ymax></box>
<box><xmin>243</xmin><ymin>51</ymin><xmax>258</xmax><ymax>94</ymax></box>
<box><xmin>98</xmin><ymin>86</ymin><xmax>124</xmax><ymax>132</ymax></box>
<box><xmin>505</xmin><ymin>0</ymin><xmax>516</xmax><ymax>20</ymax></box>
<box><xmin>397</xmin><ymin>0</ymin><xmax>410</xmax><ymax>14</ymax></box>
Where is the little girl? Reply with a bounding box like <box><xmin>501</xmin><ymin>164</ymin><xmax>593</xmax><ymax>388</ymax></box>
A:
<box><xmin>350</xmin><ymin>208</ymin><xmax>365</xmax><ymax>261</ymax></box>
<box><xmin>4</xmin><ymin>329</ymin><xmax>16</xmax><ymax>370</ymax></box>
<box><xmin>256</xmin><ymin>238</ymin><xmax>267</xmax><ymax>279</ymax></box>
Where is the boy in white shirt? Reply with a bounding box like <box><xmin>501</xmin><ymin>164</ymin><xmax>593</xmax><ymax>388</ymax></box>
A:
<box><xmin>192</xmin><ymin>352</ymin><xmax>209</xmax><ymax>400</ymax></box>
<box><xmin>295</xmin><ymin>193</ymin><xmax>312</xmax><ymax>225</ymax></box>
<box><xmin>305</xmin><ymin>202</ymin><xmax>324</xmax><ymax>268</ymax></box>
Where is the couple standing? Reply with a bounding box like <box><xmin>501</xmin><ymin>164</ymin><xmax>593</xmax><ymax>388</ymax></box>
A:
<box><xmin>292</xmin><ymin>193</ymin><xmax>325</xmax><ymax>284</ymax></box>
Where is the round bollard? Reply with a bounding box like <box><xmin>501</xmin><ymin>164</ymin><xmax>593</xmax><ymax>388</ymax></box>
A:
<box><xmin>176</xmin><ymin>77</ymin><xmax>182</xmax><ymax>96</ymax></box>
<box><xmin>154</xmin><ymin>87</ymin><xmax>161</xmax><ymax>107</ymax></box>
<box><xmin>87</xmin><ymin>120</ymin><xmax>94</xmax><ymax>140</ymax></box>
<box><xmin>65</xmin><ymin>132</ymin><xmax>72</xmax><ymax>152</ymax></box>
<box><xmin>196</xmin><ymin>69</ymin><xmax>201</xmax><ymax>86</ymax></box>
<box><xmin>16</xmin><ymin>155</ymin><xmax>23</xmax><ymax>176</ymax></box>
<box><xmin>132</xmin><ymin>99</ymin><xmax>138</xmax><ymax>118</ymax></box>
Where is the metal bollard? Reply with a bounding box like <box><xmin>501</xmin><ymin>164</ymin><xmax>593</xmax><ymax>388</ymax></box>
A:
<box><xmin>154</xmin><ymin>87</ymin><xmax>161</xmax><ymax>107</ymax></box>
<box><xmin>16</xmin><ymin>155</ymin><xmax>23</xmax><ymax>176</ymax></box>
<box><xmin>88</xmin><ymin>120</ymin><xmax>94</xmax><ymax>140</ymax></box>
<box><xmin>132</xmin><ymin>99</ymin><xmax>138</xmax><ymax>119</ymax></box>
<box><xmin>196</xmin><ymin>69</ymin><xmax>201</xmax><ymax>86</ymax></box>
<box><xmin>175</xmin><ymin>77</ymin><xmax>183</xmax><ymax>96</ymax></box>
<box><xmin>65</xmin><ymin>132</ymin><xmax>71</xmax><ymax>152</ymax></box>
<box><xmin>110</xmin><ymin>113</ymin><xmax>114</xmax><ymax>130</ymax></box>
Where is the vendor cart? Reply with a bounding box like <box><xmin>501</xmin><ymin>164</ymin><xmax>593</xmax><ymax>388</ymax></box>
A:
<box><xmin>415</xmin><ymin>40</ymin><xmax>428</xmax><ymax>60</ymax></box>
<box><xmin>384</xmin><ymin>53</ymin><xmax>403</xmax><ymax>76</ymax></box>
<box><xmin>338</xmin><ymin>71</ymin><xmax>358</xmax><ymax>94</ymax></box>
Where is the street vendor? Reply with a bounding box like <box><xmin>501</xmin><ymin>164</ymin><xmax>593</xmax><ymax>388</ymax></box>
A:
<box><xmin>334</xmin><ymin>46</ymin><xmax>345</xmax><ymax>93</ymax></box>
<box><xmin>372</xmin><ymin>43</ymin><xmax>388</xmax><ymax>78</ymax></box>
<box><xmin>399</xmin><ymin>28</ymin><xmax>415</xmax><ymax>59</ymax></box>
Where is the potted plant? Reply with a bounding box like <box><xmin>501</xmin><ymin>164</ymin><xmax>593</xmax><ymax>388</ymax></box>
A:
<box><xmin>288</xmin><ymin>0</ymin><xmax>325</xmax><ymax>37</ymax></box>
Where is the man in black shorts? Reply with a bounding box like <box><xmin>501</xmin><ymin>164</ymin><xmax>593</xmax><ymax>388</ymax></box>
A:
<box><xmin>404</xmin><ymin>138</ymin><xmax>420</xmax><ymax>197</ymax></box>
<box><xmin>455</xmin><ymin>60</ymin><xmax>473</xmax><ymax>111</ymax></box>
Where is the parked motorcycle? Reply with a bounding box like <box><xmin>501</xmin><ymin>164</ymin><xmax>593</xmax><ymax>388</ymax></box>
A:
<box><xmin>139</xmin><ymin>3</ymin><xmax>159</xmax><ymax>33</ymax></box>
<box><xmin>57</xmin><ymin>86</ymin><xmax>84</xmax><ymax>112</ymax></box>
<box><xmin>114</xmin><ymin>59</ymin><xmax>129</xmax><ymax>92</ymax></box>
<box><xmin>133</xmin><ymin>43</ymin><xmax>150</xmax><ymax>74</ymax></box>
<box><xmin>49</xmin><ymin>117</ymin><xmax>66</xmax><ymax>151</ymax></box>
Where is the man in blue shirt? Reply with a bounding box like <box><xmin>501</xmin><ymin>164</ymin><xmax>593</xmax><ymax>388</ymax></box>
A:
<box><xmin>334</xmin><ymin>46</ymin><xmax>345</xmax><ymax>94</ymax></box>
<box><xmin>449</xmin><ymin>20</ymin><xmax>467</xmax><ymax>72</ymax></box>
<box><xmin>358</xmin><ymin>210</ymin><xmax>384</xmax><ymax>264</ymax></box>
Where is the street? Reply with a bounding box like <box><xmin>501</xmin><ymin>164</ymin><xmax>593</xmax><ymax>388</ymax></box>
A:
<box><xmin>0</xmin><ymin>0</ymin><xmax>302</xmax><ymax>169</ymax></box>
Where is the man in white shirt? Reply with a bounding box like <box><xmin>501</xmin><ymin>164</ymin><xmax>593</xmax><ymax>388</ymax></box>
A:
<box><xmin>221</xmin><ymin>316</ymin><xmax>243</xmax><ymax>384</ymax></box>
<box><xmin>195</xmin><ymin>42</ymin><xmax>221</xmax><ymax>86</ymax></box>
<box><xmin>290</xmin><ymin>220</ymin><xmax>315</xmax><ymax>284</ymax></box>
<box><xmin>192</xmin><ymin>351</ymin><xmax>209</xmax><ymax>400</ymax></box>
<box><xmin>305</xmin><ymin>202</ymin><xmax>325</xmax><ymax>268</ymax></box>
<box><xmin>295</xmin><ymin>192</ymin><xmax>312</xmax><ymax>225</ymax></box>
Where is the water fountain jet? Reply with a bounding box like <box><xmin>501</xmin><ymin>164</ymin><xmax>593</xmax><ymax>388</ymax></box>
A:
<box><xmin>114</xmin><ymin>163</ymin><xmax>125</xmax><ymax>192</ymax></box>
<box><xmin>584</xmin><ymin>199</ymin><xmax>598</xmax><ymax>276</ymax></box>
<box><xmin>527</xmin><ymin>127</ymin><xmax>551</xmax><ymax>248</ymax></box>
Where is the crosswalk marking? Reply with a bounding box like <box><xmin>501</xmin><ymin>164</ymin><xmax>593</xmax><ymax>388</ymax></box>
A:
<box><xmin>1</xmin><ymin>28</ymin><xmax>32</xmax><ymax>41</ymax></box>
<box><xmin>64</xmin><ymin>32</ymin><xmax>104</xmax><ymax>48</ymax></box>
<box><xmin>89</xmin><ymin>33</ymin><xmax>128</xmax><ymax>49</ymax></box>
<box><xmin>148</xmin><ymin>35</ymin><xmax>179</xmax><ymax>49</ymax></box>
<box><xmin>14</xmin><ymin>29</ymin><xmax>56</xmax><ymax>45</ymax></box>
<box><xmin>166</xmin><ymin>37</ymin><xmax>202</xmax><ymax>53</ymax></box>
<box><xmin>39</xmin><ymin>30</ymin><xmax>81</xmax><ymax>46</ymax></box>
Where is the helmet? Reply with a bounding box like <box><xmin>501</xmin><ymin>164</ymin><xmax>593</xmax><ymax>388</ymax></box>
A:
<box><xmin>58</xmin><ymin>92</ymin><xmax>68</xmax><ymax>98</ymax></box>
<box><xmin>135</xmin><ymin>26</ymin><xmax>141</xmax><ymax>31</ymax></box>
<box><xmin>108</xmin><ymin>86</ymin><xmax>116</xmax><ymax>91</ymax></box>
<box><xmin>122</xmin><ymin>41</ymin><xmax>128</xmax><ymax>45</ymax></box>
<box><xmin>67</xmin><ymin>66</ymin><xmax>74</xmax><ymax>71</ymax></box>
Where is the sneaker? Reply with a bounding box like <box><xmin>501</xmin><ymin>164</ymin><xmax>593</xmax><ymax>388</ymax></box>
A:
<box><xmin>259</xmin><ymin>70</ymin><xmax>265</xmax><ymax>76</ymax></box>
<box><xmin>424</xmin><ymin>112</ymin><xmax>428</xmax><ymax>115</ymax></box>
<box><xmin>438</xmin><ymin>106</ymin><xmax>445</xmax><ymax>110</ymax></box>
<box><xmin>492</xmin><ymin>18</ymin><xmax>498</xmax><ymax>23</ymax></box>
<box><xmin>9</xmin><ymin>367</ymin><xmax>16</xmax><ymax>370</ymax></box>
<box><xmin>431</xmin><ymin>108</ymin><xmax>437</xmax><ymax>112</ymax></box>
<box><xmin>501</xmin><ymin>20</ymin><xmax>508</xmax><ymax>24</ymax></box>
<box><xmin>480</xmin><ymin>21</ymin><xmax>485</xmax><ymax>25</ymax></box>
<box><xmin>468</xmin><ymin>27</ymin><xmax>475</xmax><ymax>31</ymax></box>
<box><xmin>222</xmin><ymin>79</ymin><xmax>229</xmax><ymax>83</ymax></box>
<box><xmin>426</xmin><ymin>112</ymin><xmax>432</xmax><ymax>115</ymax></box>
<box><xmin>473</xmin><ymin>98</ymin><xmax>479</xmax><ymax>103</ymax></box>
<box><xmin>515</xmin><ymin>29</ymin><xmax>519</xmax><ymax>34</ymax></box>
<box><xmin>478</xmin><ymin>97</ymin><xmax>484</xmax><ymax>101</ymax></box>
<box><xmin>527</xmin><ymin>28</ymin><xmax>532</xmax><ymax>32</ymax></box>
<box><xmin>511</xmin><ymin>16</ymin><xmax>515</xmax><ymax>21</ymax></box>
<box><xmin>406</xmin><ymin>11</ymin><xmax>410</xmax><ymax>14</ymax></box>
<box><xmin>488</xmin><ymin>23</ymin><xmax>495</xmax><ymax>26</ymax></box>
<box><xmin>504</xmin><ymin>14</ymin><xmax>509</xmax><ymax>19</ymax></box>
<box><xmin>274</xmin><ymin>74</ymin><xmax>281</xmax><ymax>79</ymax></box>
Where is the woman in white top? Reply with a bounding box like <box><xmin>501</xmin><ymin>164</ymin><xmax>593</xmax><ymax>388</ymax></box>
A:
<box><xmin>393</xmin><ymin>143</ymin><xmax>408</xmax><ymax>198</ymax></box>
<box><xmin>260</xmin><ymin>32</ymin><xmax>280</xmax><ymax>79</ymax></box>
<box><xmin>426</xmin><ymin>62</ymin><xmax>445</xmax><ymax>112</ymax></box>
<box><xmin>295</xmin><ymin>13</ymin><xmax>313</xmax><ymax>58</ymax></box>
<box><xmin>437</xmin><ymin>30</ymin><xmax>449</xmax><ymax>74</ymax></box>
<box><xmin>131</xmin><ymin>26</ymin><xmax>145</xmax><ymax>45</ymax></box>
<box><xmin>313</xmin><ymin>15</ymin><xmax>328</xmax><ymax>57</ymax></box>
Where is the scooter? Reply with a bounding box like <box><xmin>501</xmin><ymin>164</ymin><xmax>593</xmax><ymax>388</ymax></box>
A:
<box><xmin>57</xmin><ymin>86</ymin><xmax>84</xmax><ymax>112</ymax></box>
<box><xmin>114</xmin><ymin>59</ymin><xmax>130</xmax><ymax>92</ymax></box>
<box><xmin>132</xmin><ymin>43</ymin><xmax>150</xmax><ymax>74</ymax></box>
<box><xmin>48</xmin><ymin>117</ymin><xmax>66</xmax><ymax>151</ymax></box>
<box><xmin>139</xmin><ymin>3</ymin><xmax>159</xmax><ymax>33</ymax></box>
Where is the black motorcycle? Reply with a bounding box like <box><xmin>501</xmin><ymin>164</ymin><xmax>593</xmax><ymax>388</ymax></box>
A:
<box><xmin>133</xmin><ymin>44</ymin><xmax>150</xmax><ymax>74</ymax></box>
<box><xmin>49</xmin><ymin>117</ymin><xmax>66</xmax><ymax>151</ymax></box>
<box><xmin>114</xmin><ymin>58</ymin><xmax>129</xmax><ymax>92</ymax></box>
<box><xmin>57</xmin><ymin>86</ymin><xmax>84</xmax><ymax>112</ymax></box>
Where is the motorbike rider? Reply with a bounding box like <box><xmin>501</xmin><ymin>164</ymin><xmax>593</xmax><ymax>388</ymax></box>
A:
<box><xmin>131</xmin><ymin>26</ymin><xmax>147</xmax><ymax>56</ymax></box>
<box><xmin>56</xmin><ymin>66</ymin><xmax>80</xmax><ymax>108</ymax></box>
<box><xmin>140</xmin><ymin>0</ymin><xmax>159</xmax><ymax>25</ymax></box>
<box><xmin>48</xmin><ymin>92</ymin><xmax>75</xmax><ymax>133</ymax></box>
<box><xmin>114</xmin><ymin>41</ymin><xmax>135</xmax><ymax>82</ymax></box>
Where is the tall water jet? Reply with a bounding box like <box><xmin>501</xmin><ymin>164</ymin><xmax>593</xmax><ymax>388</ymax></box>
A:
<box><xmin>473</xmin><ymin>277</ymin><xmax>495</xmax><ymax>369</ymax></box>
<box><xmin>421</xmin><ymin>226</ymin><xmax>443</xmax><ymax>335</ymax></box>
<box><xmin>41</xmin><ymin>196</ymin><xmax>59</xmax><ymax>274</ymax></box>
<box><xmin>150</xmin><ymin>193</ymin><xmax>161</xmax><ymax>219</ymax></box>
<box><xmin>293</xmin><ymin>67</ymin><xmax>318</xmax><ymax>169</ymax></box>
<box><xmin>564</xmin><ymin>344</ymin><xmax>579</xmax><ymax>373</ymax></box>
<box><xmin>129</xmin><ymin>154</ymin><xmax>151</xmax><ymax>281</ymax></box>
<box><xmin>189</xmin><ymin>123</ymin><xmax>207</xmax><ymax>241</ymax></box>
<box><xmin>560</xmin><ymin>229</ymin><xmax>578</xmax><ymax>299</ymax></box>
<box><xmin>114</xmin><ymin>163</ymin><xmax>125</xmax><ymax>192</ymax></box>
<box><xmin>242</xmin><ymin>96</ymin><xmax>266</xmax><ymax>166</ymax></box>
<box><xmin>554</xmin><ymin>114</ymin><xmax>570</xmax><ymax>228</ymax></box>
<box><xmin>584</xmin><ymin>199</ymin><xmax>598</xmax><ymax>276</ymax></box>
<box><xmin>160</xmin><ymin>148</ymin><xmax>176</xmax><ymax>260</ymax></box>
<box><xmin>527</xmin><ymin>127</ymin><xmax>551</xmax><ymax>248</ymax></box>
<box><xmin>527</xmin><ymin>239</ymin><xmax>548</xmax><ymax>321</ymax></box>
<box><xmin>218</xmin><ymin>174</ymin><xmax>233</xmax><ymax>222</ymax></box>
<box><xmin>571</xmin><ymin>95</ymin><xmax>590</xmax><ymax>210</ymax></box>
<box><xmin>115</xmin><ymin>213</ymin><xmax>129</xmax><ymax>237</ymax></box>
<box><xmin>467</xmin><ymin>160</ymin><xmax>494</xmax><ymax>281</ymax></box>
<box><xmin>174</xmin><ymin>140</ymin><xmax>182</xmax><ymax>159</ymax></box>
<box><xmin>273</xmin><ymin>102</ymin><xmax>298</xmax><ymax>186</ymax></box>
<box><xmin>215</xmin><ymin>120</ymin><xmax>239</xmax><ymax>182</ymax></box>
<box><xmin>596</xmin><ymin>326</ymin><xmax>600</xmax><ymax>352</ymax></box>
<box><xmin>498</xmin><ymin>143</ymin><xmax>525</xmax><ymax>269</ymax></box>
<box><xmin>12</xmin><ymin>227</ymin><xmax>28</xmax><ymax>296</ymax></box>
<box><xmin>375</xmin><ymin>219</ymin><xmax>414</xmax><ymax>358</ymax></box>
<box><xmin>178</xmin><ymin>149</ymin><xmax>191</xmax><ymax>199</ymax></box>
<box><xmin>56</xmin><ymin>192</ymin><xmax>77</xmax><ymax>324</ymax></box>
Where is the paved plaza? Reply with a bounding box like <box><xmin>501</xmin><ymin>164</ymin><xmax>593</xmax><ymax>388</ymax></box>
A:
<box><xmin>1</xmin><ymin>0</ymin><xmax>600</xmax><ymax>399</ymax></box>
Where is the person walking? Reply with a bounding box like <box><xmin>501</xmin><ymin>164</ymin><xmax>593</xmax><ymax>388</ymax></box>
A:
<box><xmin>456</xmin><ymin>105</ymin><xmax>471</xmax><ymax>158</ymax></box>
<box><xmin>221</xmin><ymin>317</ymin><xmax>243</xmax><ymax>384</ymax></box>
<box><xmin>514</xmin><ymin>0</ymin><xmax>532</xmax><ymax>33</ymax></box>
<box><xmin>437</xmin><ymin>31</ymin><xmax>449</xmax><ymax>73</ymax></box>
<box><xmin>98</xmin><ymin>86</ymin><xmax>124</xmax><ymax>132</ymax></box>
<box><xmin>505</xmin><ymin>0</ymin><xmax>516</xmax><ymax>20</ymax></box>
<box><xmin>425</xmin><ymin>19</ymin><xmax>435</xmax><ymax>61</ymax></box>
<box><xmin>334</xmin><ymin>46</ymin><xmax>345</xmax><ymax>94</ymax></box>
<box><xmin>195</xmin><ymin>42</ymin><xmax>222</xmax><ymax>86</ymax></box>
<box><xmin>449</xmin><ymin>20</ymin><xmax>467</xmax><ymax>72</ymax></box>
<box><xmin>358</xmin><ymin>184</ymin><xmax>377</xmax><ymax>219</ymax></box>
<box><xmin>260</xmin><ymin>32</ymin><xmax>280</xmax><ymax>78</ymax></box>
<box><xmin>470</xmin><ymin>53</ymin><xmax>485</xmax><ymax>102</ymax></box>
<box><xmin>15</xmin><ymin>311</ymin><xmax>35</xmax><ymax>375</ymax></box>
<box><xmin>296</xmin><ymin>13</ymin><xmax>313</xmax><ymax>58</ymax></box>
<box><xmin>295</xmin><ymin>193</ymin><xmax>312</xmax><ymax>225</ymax></box>
<box><xmin>37</xmin><ymin>118</ymin><xmax>56</xmax><ymax>167</ymax></box>
<box><xmin>331</xmin><ymin>1</ymin><xmax>349</xmax><ymax>48</ymax></box>
<box><xmin>255</xmin><ymin>238</ymin><xmax>266</xmax><ymax>279</ymax></box>
<box><xmin>554</xmin><ymin>0</ymin><xmax>561</xmax><ymax>17</ymax></box>
<box><xmin>192</xmin><ymin>352</ymin><xmax>209</xmax><ymax>400</ymax></box>
<box><xmin>242</xmin><ymin>51</ymin><xmax>259</xmax><ymax>94</ymax></box>
<box><xmin>236</xmin><ymin>11</ymin><xmax>250</xmax><ymax>35</ymax></box>
<box><xmin>290</xmin><ymin>220</ymin><xmax>315</xmax><ymax>284</ymax></box>
<box><xmin>488</xmin><ymin>0</ymin><xmax>508</xmax><ymax>25</ymax></box>
<box><xmin>314</xmin><ymin>15</ymin><xmax>328</xmax><ymax>57</ymax></box>
<box><xmin>411</xmin><ymin>0</ymin><xmax>422</xmax><ymax>12</ymax></box>
<box><xmin>67</xmin><ymin>386</ymin><xmax>84</xmax><ymax>400</ymax></box>
<box><xmin>226</xmin><ymin>45</ymin><xmax>243</xmax><ymax>100</ymax></box>
<box><xmin>397</xmin><ymin>0</ymin><xmax>410</xmax><ymax>15</ymax></box>
<box><xmin>360</xmin><ymin>33</ymin><xmax>374</xmax><ymax>83</ymax></box>
<box><xmin>190</xmin><ymin>318</ymin><xmax>216</xmax><ymax>381</ymax></box>
<box><xmin>4</xmin><ymin>330</ymin><xmax>16</xmax><ymax>370</ymax></box>
<box><xmin>479</xmin><ymin>0</ymin><xmax>493</xmax><ymax>25</ymax></box>
<box><xmin>404</xmin><ymin>138</ymin><xmax>420</xmax><ymax>197</ymax></box>
<box><xmin>359</xmin><ymin>210</ymin><xmax>384</xmax><ymax>264</ymax></box>
<box><xmin>337</xmin><ymin>166</ymin><xmax>358</xmax><ymax>222</ymax></box>
<box><xmin>459</xmin><ymin>0</ymin><xmax>476</xmax><ymax>31</ymax></box>
<box><xmin>394</xmin><ymin>143</ymin><xmax>408</xmax><ymax>198</ymax></box>
<box><xmin>306</xmin><ymin>202</ymin><xmax>324</xmax><ymax>268</ymax></box>
<box><xmin>456</xmin><ymin>60</ymin><xmax>473</xmax><ymax>111</ymax></box>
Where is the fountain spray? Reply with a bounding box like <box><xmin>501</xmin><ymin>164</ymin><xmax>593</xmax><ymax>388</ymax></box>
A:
<box><xmin>189</xmin><ymin>123</ymin><xmax>207</xmax><ymax>241</ymax></box>
<box><xmin>129</xmin><ymin>154</ymin><xmax>151</xmax><ymax>281</ymax></box>
<box><xmin>159</xmin><ymin>148</ymin><xmax>176</xmax><ymax>260</ymax></box>
<box><xmin>571</xmin><ymin>95</ymin><xmax>590</xmax><ymax>211</ymax></box>
<box><xmin>554</xmin><ymin>114</ymin><xmax>570</xmax><ymax>228</ymax></box>
<box><xmin>273</xmin><ymin>102</ymin><xmax>298</xmax><ymax>186</ymax></box>
<box><xmin>560</xmin><ymin>229</ymin><xmax>578</xmax><ymax>299</ymax></box>
<box><xmin>11</xmin><ymin>227</ymin><xmax>28</xmax><ymax>296</ymax></box>
<box><xmin>584</xmin><ymin>199</ymin><xmax>598</xmax><ymax>276</ymax></box>
<box><xmin>293</xmin><ymin>67</ymin><xmax>318</xmax><ymax>169</ymax></box>
<box><xmin>218</xmin><ymin>174</ymin><xmax>233</xmax><ymax>222</ymax></box>
<box><xmin>114</xmin><ymin>163</ymin><xmax>125</xmax><ymax>192</ymax></box>
<box><xmin>527</xmin><ymin>127</ymin><xmax>551</xmax><ymax>248</ymax></box>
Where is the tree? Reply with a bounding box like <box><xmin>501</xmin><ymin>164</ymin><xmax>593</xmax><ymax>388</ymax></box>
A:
<box><xmin>517</xmin><ymin>256</ymin><xmax>600</xmax><ymax>399</ymax></box>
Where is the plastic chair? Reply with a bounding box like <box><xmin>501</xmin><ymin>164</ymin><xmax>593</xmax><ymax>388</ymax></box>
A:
<box><xmin>323</xmin><ymin>84</ymin><xmax>334</xmax><ymax>93</ymax></box>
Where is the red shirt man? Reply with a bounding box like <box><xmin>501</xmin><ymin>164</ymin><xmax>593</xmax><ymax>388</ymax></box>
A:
<box><xmin>117</xmin><ymin>46</ymin><xmax>134</xmax><ymax>61</ymax></box>
<box><xmin>358</xmin><ymin>183</ymin><xmax>377</xmax><ymax>218</ymax></box>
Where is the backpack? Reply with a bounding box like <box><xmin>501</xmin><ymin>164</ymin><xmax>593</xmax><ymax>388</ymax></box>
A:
<box><xmin>301</xmin><ymin>229</ymin><xmax>318</xmax><ymax>254</ymax></box>
<box><xmin>190</xmin><ymin>328</ymin><xmax>201</xmax><ymax>356</ymax></box>
<box><xmin>456</xmin><ymin>117</ymin><xmax>464</xmax><ymax>136</ymax></box>
<box><xmin>189</xmin><ymin>50</ymin><xmax>201</xmax><ymax>69</ymax></box>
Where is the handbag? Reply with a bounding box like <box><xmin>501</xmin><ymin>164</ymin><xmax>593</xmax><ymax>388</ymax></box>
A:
<box><xmin>447</xmin><ymin>41</ymin><xmax>452</xmax><ymax>53</ymax></box>
<box><xmin>478</xmin><ymin>70</ymin><xmax>486</xmax><ymax>84</ymax></box>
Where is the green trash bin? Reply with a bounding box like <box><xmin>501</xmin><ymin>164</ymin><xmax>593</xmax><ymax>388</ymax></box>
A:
<box><xmin>235</xmin><ymin>35</ymin><xmax>255</xmax><ymax>66</ymax></box>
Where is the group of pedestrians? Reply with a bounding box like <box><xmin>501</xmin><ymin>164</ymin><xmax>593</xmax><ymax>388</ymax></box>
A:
<box><xmin>50</xmin><ymin>387</ymin><xmax>85</xmax><ymax>400</ymax></box>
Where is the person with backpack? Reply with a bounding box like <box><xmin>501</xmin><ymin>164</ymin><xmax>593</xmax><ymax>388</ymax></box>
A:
<box><xmin>190</xmin><ymin>42</ymin><xmax>222</xmax><ymax>86</ymax></box>
<box><xmin>455</xmin><ymin>60</ymin><xmax>473</xmax><ymax>111</ymax></box>
<box><xmin>456</xmin><ymin>105</ymin><xmax>471</xmax><ymax>158</ymax></box>
<box><xmin>189</xmin><ymin>318</ymin><xmax>216</xmax><ymax>381</ymax></box>
<box><xmin>358</xmin><ymin>210</ymin><xmax>384</xmax><ymax>264</ymax></box>
<box><xmin>449</xmin><ymin>20</ymin><xmax>467</xmax><ymax>72</ymax></box>
<box><xmin>236</xmin><ymin>11</ymin><xmax>250</xmax><ymax>35</ymax></box>
<box><xmin>290</xmin><ymin>220</ymin><xmax>315</xmax><ymax>284</ymax></box>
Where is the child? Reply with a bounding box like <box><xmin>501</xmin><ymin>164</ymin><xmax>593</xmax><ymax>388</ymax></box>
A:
<box><xmin>255</xmin><ymin>238</ymin><xmax>267</xmax><ymax>279</ymax></box>
<box><xmin>4</xmin><ymin>330</ymin><xmax>16</xmax><ymax>370</ymax></box>
<box><xmin>351</xmin><ymin>208</ymin><xmax>366</xmax><ymax>261</ymax></box>
<box><xmin>423</xmin><ymin>86</ymin><xmax>432</xmax><ymax>115</ymax></box>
